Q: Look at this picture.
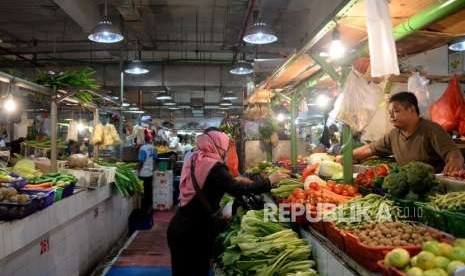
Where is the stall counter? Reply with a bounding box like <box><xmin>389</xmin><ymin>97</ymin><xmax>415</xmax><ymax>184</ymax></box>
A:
<box><xmin>0</xmin><ymin>184</ymin><xmax>133</xmax><ymax>276</ymax></box>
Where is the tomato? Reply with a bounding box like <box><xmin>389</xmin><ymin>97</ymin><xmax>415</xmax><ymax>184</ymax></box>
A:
<box><xmin>341</xmin><ymin>190</ymin><xmax>349</xmax><ymax>197</ymax></box>
<box><xmin>327</xmin><ymin>180</ymin><xmax>337</xmax><ymax>186</ymax></box>
<box><xmin>309</xmin><ymin>182</ymin><xmax>320</xmax><ymax>191</ymax></box>
<box><xmin>347</xmin><ymin>186</ymin><xmax>357</xmax><ymax>196</ymax></box>
<box><xmin>376</xmin><ymin>164</ymin><xmax>389</xmax><ymax>177</ymax></box>
<box><xmin>334</xmin><ymin>185</ymin><xmax>343</xmax><ymax>195</ymax></box>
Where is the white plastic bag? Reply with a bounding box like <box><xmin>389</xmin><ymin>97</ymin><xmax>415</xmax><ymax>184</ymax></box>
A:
<box><xmin>407</xmin><ymin>73</ymin><xmax>431</xmax><ymax>118</ymax></box>
<box><xmin>366</xmin><ymin>0</ymin><xmax>400</xmax><ymax>77</ymax></box>
<box><xmin>336</xmin><ymin>70</ymin><xmax>384</xmax><ymax>132</ymax></box>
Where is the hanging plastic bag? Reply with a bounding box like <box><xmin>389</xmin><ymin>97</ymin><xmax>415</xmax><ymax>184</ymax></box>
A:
<box><xmin>226</xmin><ymin>140</ymin><xmax>239</xmax><ymax>177</ymax></box>
<box><xmin>365</xmin><ymin>0</ymin><xmax>400</xmax><ymax>77</ymax></box>
<box><xmin>408</xmin><ymin>73</ymin><xmax>431</xmax><ymax>118</ymax></box>
<box><xmin>336</xmin><ymin>69</ymin><xmax>384</xmax><ymax>132</ymax></box>
<box><xmin>430</xmin><ymin>75</ymin><xmax>465</xmax><ymax>132</ymax></box>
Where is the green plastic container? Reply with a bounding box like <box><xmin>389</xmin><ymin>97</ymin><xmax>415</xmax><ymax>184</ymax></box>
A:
<box><xmin>442</xmin><ymin>210</ymin><xmax>465</xmax><ymax>238</ymax></box>
<box><xmin>415</xmin><ymin>202</ymin><xmax>448</xmax><ymax>232</ymax></box>
<box><xmin>395</xmin><ymin>198</ymin><xmax>421</xmax><ymax>221</ymax></box>
<box><xmin>158</xmin><ymin>161</ymin><xmax>169</xmax><ymax>171</ymax></box>
<box><xmin>54</xmin><ymin>187</ymin><xmax>64</xmax><ymax>202</ymax></box>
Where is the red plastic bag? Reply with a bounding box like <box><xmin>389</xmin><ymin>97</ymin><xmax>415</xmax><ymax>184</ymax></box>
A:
<box><xmin>226</xmin><ymin>140</ymin><xmax>239</xmax><ymax>177</ymax></box>
<box><xmin>430</xmin><ymin>75</ymin><xmax>465</xmax><ymax>132</ymax></box>
<box><xmin>458</xmin><ymin>105</ymin><xmax>465</xmax><ymax>136</ymax></box>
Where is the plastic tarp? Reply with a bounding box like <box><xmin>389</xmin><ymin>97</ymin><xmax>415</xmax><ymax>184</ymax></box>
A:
<box><xmin>365</xmin><ymin>0</ymin><xmax>400</xmax><ymax>77</ymax></box>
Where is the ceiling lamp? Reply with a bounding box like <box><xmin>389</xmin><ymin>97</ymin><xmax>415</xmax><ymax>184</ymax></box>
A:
<box><xmin>329</xmin><ymin>27</ymin><xmax>346</xmax><ymax>59</ymax></box>
<box><xmin>125</xmin><ymin>41</ymin><xmax>149</xmax><ymax>75</ymax></box>
<box><xmin>156</xmin><ymin>91</ymin><xmax>172</xmax><ymax>100</ymax></box>
<box><xmin>88</xmin><ymin>0</ymin><xmax>123</xmax><ymax>43</ymax></box>
<box><xmin>223</xmin><ymin>91</ymin><xmax>238</xmax><ymax>100</ymax></box>
<box><xmin>220</xmin><ymin>99</ymin><xmax>233</xmax><ymax>106</ymax></box>
<box><xmin>125</xmin><ymin>59</ymin><xmax>149</xmax><ymax>75</ymax></box>
<box><xmin>163</xmin><ymin>99</ymin><xmax>176</xmax><ymax>106</ymax></box>
<box><xmin>229</xmin><ymin>60</ymin><xmax>253</xmax><ymax>75</ymax></box>
<box><xmin>243</xmin><ymin>9</ymin><xmax>277</xmax><ymax>45</ymax></box>
<box><xmin>449</xmin><ymin>37</ymin><xmax>465</xmax><ymax>51</ymax></box>
<box><xmin>3</xmin><ymin>94</ymin><xmax>17</xmax><ymax>113</ymax></box>
<box><xmin>122</xmin><ymin>102</ymin><xmax>130</xmax><ymax>107</ymax></box>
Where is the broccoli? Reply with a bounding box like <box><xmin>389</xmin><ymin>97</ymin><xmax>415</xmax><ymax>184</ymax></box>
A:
<box><xmin>382</xmin><ymin>171</ymin><xmax>409</xmax><ymax>198</ymax></box>
<box><xmin>403</xmin><ymin>161</ymin><xmax>435</xmax><ymax>194</ymax></box>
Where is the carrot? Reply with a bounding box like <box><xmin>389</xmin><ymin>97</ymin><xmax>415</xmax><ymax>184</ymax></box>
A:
<box><xmin>25</xmin><ymin>183</ymin><xmax>53</xmax><ymax>189</ymax></box>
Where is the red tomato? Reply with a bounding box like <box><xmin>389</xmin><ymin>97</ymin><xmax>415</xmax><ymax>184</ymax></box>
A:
<box><xmin>341</xmin><ymin>190</ymin><xmax>349</xmax><ymax>197</ymax></box>
<box><xmin>327</xmin><ymin>180</ymin><xmax>337</xmax><ymax>186</ymax></box>
<box><xmin>309</xmin><ymin>182</ymin><xmax>320</xmax><ymax>191</ymax></box>
<box><xmin>334</xmin><ymin>185</ymin><xmax>343</xmax><ymax>195</ymax></box>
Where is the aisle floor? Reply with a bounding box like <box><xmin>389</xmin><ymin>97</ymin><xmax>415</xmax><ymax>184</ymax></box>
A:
<box><xmin>105</xmin><ymin>209</ymin><xmax>175</xmax><ymax>276</ymax></box>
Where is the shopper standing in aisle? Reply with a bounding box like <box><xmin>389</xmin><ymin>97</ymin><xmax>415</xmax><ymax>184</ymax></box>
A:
<box><xmin>336</xmin><ymin>92</ymin><xmax>464</xmax><ymax>174</ymax></box>
<box><xmin>138</xmin><ymin>131</ymin><xmax>157</xmax><ymax>214</ymax></box>
<box><xmin>167</xmin><ymin>128</ymin><xmax>288</xmax><ymax>276</ymax></box>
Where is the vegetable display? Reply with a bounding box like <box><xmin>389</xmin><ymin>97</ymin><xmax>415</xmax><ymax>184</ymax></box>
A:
<box><xmin>25</xmin><ymin>172</ymin><xmax>77</xmax><ymax>190</ymax></box>
<box><xmin>382</xmin><ymin>161</ymin><xmax>443</xmax><ymax>201</ymax></box>
<box><xmin>324</xmin><ymin>194</ymin><xmax>400</xmax><ymax>229</ymax></box>
<box><xmin>216</xmin><ymin>210</ymin><xmax>318</xmax><ymax>276</ymax></box>
<box><xmin>350</xmin><ymin>222</ymin><xmax>441</xmax><ymax>247</ymax></box>
<box><xmin>355</xmin><ymin>164</ymin><xmax>389</xmax><ymax>188</ymax></box>
<box><xmin>13</xmin><ymin>158</ymin><xmax>43</xmax><ymax>179</ymax></box>
<box><xmin>95</xmin><ymin>160</ymin><xmax>143</xmax><ymax>197</ymax></box>
<box><xmin>271</xmin><ymin>178</ymin><xmax>303</xmax><ymax>199</ymax></box>
<box><xmin>383</xmin><ymin>239</ymin><xmax>465</xmax><ymax>275</ymax></box>
<box><xmin>427</xmin><ymin>192</ymin><xmax>465</xmax><ymax>211</ymax></box>
<box><xmin>318</xmin><ymin>160</ymin><xmax>343</xmax><ymax>179</ymax></box>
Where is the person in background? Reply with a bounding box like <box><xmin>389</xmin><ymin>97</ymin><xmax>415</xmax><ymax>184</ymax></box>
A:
<box><xmin>167</xmin><ymin>127</ymin><xmax>289</xmax><ymax>276</ymax></box>
<box><xmin>138</xmin><ymin>133</ymin><xmax>157</xmax><ymax>214</ymax></box>
<box><xmin>336</xmin><ymin>92</ymin><xmax>464</xmax><ymax>174</ymax></box>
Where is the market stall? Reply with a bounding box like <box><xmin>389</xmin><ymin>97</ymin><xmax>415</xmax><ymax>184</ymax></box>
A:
<box><xmin>0</xmin><ymin>70</ymin><xmax>141</xmax><ymax>275</ymax></box>
<box><xmin>212</xmin><ymin>0</ymin><xmax>465</xmax><ymax>275</ymax></box>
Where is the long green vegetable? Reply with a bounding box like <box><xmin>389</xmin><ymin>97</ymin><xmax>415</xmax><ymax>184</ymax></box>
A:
<box><xmin>323</xmin><ymin>194</ymin><xmax>400</xmax><ymax>229</ymax></box>
<box><xmin>428</xmin><ymin>191</ymin><xmax>465</xmax><ymax>210</ymax></box>
<box><xmin>216</xmin><ymin>210</ymin><xmax>317</xmax><ymax>276</ymax></box>
<box><xmin>95</xmin><ymin>160</ymin><xmax>143</xmax><ymax>197</ymax></box>
<box><xmin>271</xmin><ymin>178</ymin><xmax>303</xmax><ymax>199</ymax></box>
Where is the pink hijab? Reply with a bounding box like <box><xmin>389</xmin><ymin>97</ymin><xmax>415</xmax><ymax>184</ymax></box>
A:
<box><xmin>180</xmin><ymin>130</ymin><xmax>230</xmax><ymax>206</ymax></box>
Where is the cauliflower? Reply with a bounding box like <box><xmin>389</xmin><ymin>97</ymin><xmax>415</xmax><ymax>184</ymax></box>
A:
<box><xmin>319</xmin><ymin>160</ymin><xmax>343</xmax><ymax>179</ymax></box>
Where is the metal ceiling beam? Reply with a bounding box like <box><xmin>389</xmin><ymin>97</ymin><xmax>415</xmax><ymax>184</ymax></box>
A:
<box><xmin>51</xmin><ymin>0</ymin><xmax>100</xmax><ymax>33</ymax></box>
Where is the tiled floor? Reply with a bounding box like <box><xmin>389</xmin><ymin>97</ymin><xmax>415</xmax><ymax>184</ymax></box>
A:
<box><xmin>113</xmin><ymin>209</ymin><xmax>176</xmax><ymax>267</ymax></box>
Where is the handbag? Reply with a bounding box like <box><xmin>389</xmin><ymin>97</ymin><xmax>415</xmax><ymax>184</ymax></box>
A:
<box><xmin>190</xmin><ymin>156</ymin><xmax>228</xmax><ymax>234</ymax></box>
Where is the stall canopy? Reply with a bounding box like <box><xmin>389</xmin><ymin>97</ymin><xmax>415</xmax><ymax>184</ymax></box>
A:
<box><xmin>258</xmin><ymin>0</ymin><xmax>465</xmax><ymax>94</ymax></box>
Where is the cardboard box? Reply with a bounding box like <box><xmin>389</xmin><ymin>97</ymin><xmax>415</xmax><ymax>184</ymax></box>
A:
<box><xmin>153</xmin><ymin>170</ymin><xmax>173</xmax><ymax>210</ymax></box>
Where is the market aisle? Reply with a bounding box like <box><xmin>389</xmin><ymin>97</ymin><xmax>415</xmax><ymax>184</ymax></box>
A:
<box><xmin>105</xmin><ymin>209</ymin><xmax>175</xmax><ymax>276</ymax></box>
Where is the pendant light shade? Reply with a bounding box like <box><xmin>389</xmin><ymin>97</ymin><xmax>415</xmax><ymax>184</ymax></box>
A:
<box><xmin>229</xmin><ymin>60</ymin><xmax>253</xmax><ymax>75</ymax></box>
<box><xmin>449</xmin><ymin>37</ymin><xmax>465</xmax><ymax>51</ymax></box>
<box><xmin>329</xmin><ymin>27</ymin><xmax>346</xmax><ymax>59</ymax></box>
<box><xmin>124</xmin><ymin>59</ymin><xmax>149</xmax><ymax>75</ymax></box>
<box><xmin>243</xmin><ymin>22</ymin><xmax>278</xmax><ymax>45</ymax></box>
<box><xmin>223</xmin><ymin>91</ymin><xmax>238</xmax><ymax>100</ymax></box>
<box><xmin>156</xmin><ymin>91</ymin><xmax>172</xmax><ymax>100</ymax></box>
<box><xmin>220</xmin><ymin>99</ymin><xmax>233</xmax><ymax>106</ymax></box>
<box><xmin>163</xmin><ymin>99</ymin><xmax>176</xmax><ymax>106</ymax></box>
<box><xmin>88</xmin><ymin>0</ymin><xmax>123</xmax><ymax>43</ymax></box>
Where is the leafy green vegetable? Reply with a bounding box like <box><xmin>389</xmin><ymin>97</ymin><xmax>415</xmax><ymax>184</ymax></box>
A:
<box><xmin>382</xmin><ymin>161</ymin><xmax>442</xmax><ymax>201</ymax></box>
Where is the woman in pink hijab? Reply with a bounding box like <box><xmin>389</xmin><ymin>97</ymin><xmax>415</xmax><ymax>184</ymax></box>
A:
<box><xmin>167</xmin><ymin>128</ymin><xmax>288</xmax><ymax>276</ymax></box>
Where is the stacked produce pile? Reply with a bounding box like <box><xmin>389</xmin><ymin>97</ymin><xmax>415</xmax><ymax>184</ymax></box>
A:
<box><xmin>271</xmin><ymin>178</ymin><xmax>303</xmax><ymax>199</ymax></box>
<box><xmin>216</xmin><ymin>210</ymin><xmax>318</xmax><ymax>276</ymax></box>
<box><xmin>382</xmin><ymin>161</ymin><xmax>444</xmax><ymax>201</ymax></box>
<box><xmin>23</xmin><ymin>139</ymin><xmax>67</xmax><ymax>149</ymax></box>
<box><xmin>95</xmin><ymin>160</ymin><xmax>142</xmax><ymax>197</ymax></box>
<box><xmin>384</xmin><ymin>239</ymin><xmax>465</xmax><ymax>276</ymax></box>
<box><xmin>323</xmin><ymin>194</ymin><xmax>400</xmax><ymax>229</ymax></box>
<box><xmin>24</xmin><ymin>172</ymin><xmax>77</xmax><ymax>191</ymax></box>
<box><xmin>0</xmin><ymin>187</ymin><xmax>30</xmax><ymax>204</ymax></box>
<box><xmin>354</xmin><ymin>164</ymin><xmax>389</xmax><ymax>190</ymax></box>
<box><xmin>427</xmin><ymin>192</ymin><xmax>465</xmax><ymax>211</ymax></box>
<box><xmin>351</xmin><ymin>222</ymin><xmax>441</xmax><ymax>247</ymax></box>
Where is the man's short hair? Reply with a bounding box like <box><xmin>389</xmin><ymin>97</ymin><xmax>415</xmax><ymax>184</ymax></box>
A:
<box><xmin>389</xmin><ymin>92</ymin><xmax>420</xmax><ymax>115</ymax></box>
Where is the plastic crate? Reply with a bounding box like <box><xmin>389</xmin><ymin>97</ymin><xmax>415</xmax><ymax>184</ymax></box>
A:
<box><xmin>325</xmin><ymin>222</ymin><xmax>346</xmax><ymax>251</ymax></box>
<box><xmin>61</xmin><ymin>182</ymin><xmax>76</xmax><ymax>198</ymax></box>
<box><xmin>443</xmin><ymin>210</ymin><xmax>465</xmax><ymax>238</ymax></box>
<box><xmin>1</xmin><ymin>174</ymin><xmax>27</xmax><ymax>190</ymax></box>
<box><xmin>309</xmin><ymin>220</ymin><xmax>326</xmax><ymax>235</ymax></box>
<box><xmin>22</xmin><ymin>190</ymin><xmax>54</xmax><ymax>210</ymax></box>
<box><xmin>415</xmin><ymin>202</ymin><xmax>448</xmax><ymax>232</ymax></box>
<box><xmin>0</xmin><ymin>197</ymin><xmax>37</xmax><ymax>221</ymax></box>
<box><xmin>344</xmin><ymin>232</ymin><xmax>422</xmax><ymax>272</ymax></box>
<box><xmin>394</xmin><ymin>198</ymin><xmax>421</xmax><ymax>221</ymax></box>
